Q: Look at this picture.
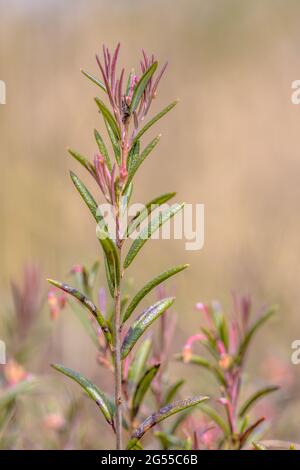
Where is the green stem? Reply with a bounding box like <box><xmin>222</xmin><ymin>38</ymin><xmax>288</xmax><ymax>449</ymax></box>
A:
<box><xmin>114</xmin><ymin>207</ymin><xmax>123</xmax><ymax>450</ymax></box>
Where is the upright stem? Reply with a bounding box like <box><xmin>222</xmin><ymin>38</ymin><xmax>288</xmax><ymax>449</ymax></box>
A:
<box><xmin>114</xmin><ymin>207</ymin><xmax>123</xmax><ymax>450</ymax></box>
<box><xmin>114</xmin><ymin>117</ymin><xmax>129</xmax><ymax>450</ymax></box>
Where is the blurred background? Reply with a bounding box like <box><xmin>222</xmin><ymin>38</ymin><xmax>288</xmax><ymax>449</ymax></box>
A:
<box><xmin>1</xmin><ymin>0</ymin><xmax>300</xmax><ymax>447</ymax></box>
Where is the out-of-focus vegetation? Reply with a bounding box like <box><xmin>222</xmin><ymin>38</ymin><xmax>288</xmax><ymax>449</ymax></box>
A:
<box><xmin>1</xmin><ymin>0</ymin><xmax>300</xmax><ymax>447</ymax></box>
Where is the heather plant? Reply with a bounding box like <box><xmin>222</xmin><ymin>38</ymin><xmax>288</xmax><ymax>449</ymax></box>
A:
<box><xmin>176</xmin><ymin>295</ymin><xmax>280</xmax><ymax>449</ymax></box>
<box><xmin>48</xmin><ymin>44</ymin><xmax>208</xmax><ymax>450</ymax></box>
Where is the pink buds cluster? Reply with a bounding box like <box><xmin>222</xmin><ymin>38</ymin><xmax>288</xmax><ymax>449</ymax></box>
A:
<box><xmin>93</xmin><ymin>43</ymin><xmax>167</xmax><ymax>200</ymax></box>
<box><xmin>94</xmin><ymin>154</ymin><xmax>116</xmax><ymax>204</ymax></box>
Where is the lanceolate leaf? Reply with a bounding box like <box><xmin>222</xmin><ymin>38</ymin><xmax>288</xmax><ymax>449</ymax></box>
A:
<box><xmin>104</xmin><ymin>256</ymin><xmax>115</xmax><ymax>298</ymax></box>
<box><xmin>239</xmin><ymin>417</ymin><xmax>265</xmax><ymax>448</ymax></box>
<box><xmin>130</xmin><ymin>62</ymin><xmax>158</xmax><ymax>113</ymax></box>
<box><xmin>121</xmin><ymin>297</ymin><xmax>175</xmax><ymax>359</ymax></box>
<box><xmin>127</xmin><ymin>338</ymin><xmax>152</xmax><ymax>395</ymax></box>
<box><xmin>133</xmin><ymin>100</ymin><xmax>178</xmax><ymax>145</ymax></box>
<box><xmin>237</xmin><ymin>306</ymin><xmax>277</xmax><ymax>362</ymax></box>
<box><xmin>200</xmin><ymin>404</ymin><xmax>229</xmax><ymax>436</ymax></box>
<box><xmin>163</xmin><ymin>380</ymin><xmax>185</xmax><ymax>407</ymax></box>
<box><xmin>122</xmin><ymin>264</ymin><xmax>188</xmax><ymax>323</ymax></box>
<box><xmin>70</xmin><ymin>171</ymin><xmax>106</xmax><ymax>228</ymax></box>
<box><xmin>127</xmin><ymin>396</ymin><xmax>209</xmax><ymax>449</ymax></box>
<box><xmin>174</xmin><ymin>353</ymin><xmax>226</xmax><ymax>386</ymax></box>
<box><xmin>96</xmin><ymin>228</ymin><xmax>120</xmax><ymax>289</ymax></box>
<box><xmin>169</xmin><ymin>408</ymin><xmax>194</xmax><ymax>434</ymax></box>
<box><xmin>67</xmin><ymin>148</ymin><xmax>95</xmax><ymax>175</ymax></box>
<box><xmin>47</xmin><ymin>279</ymin><xmax>112</xmax><ymax>346</ymax></box>
<box><xmin>124</xmin><ymin>203</ymin><xmax>184</xmax><ymax>269</ymax></box>
<box><xmin>131</xmin><ymin>364</ymin><xmax>160</xmax><ymax>418</ymax></box>
<box><xmin>95</xmin><ymin>97</ymin><xmax>121</xmax><ymax>140</ymax></box>
<box><xmin>121</xmin><ymin>182</ymin><xmax>133</xmax><ymax>215</ymax></box>
<box><xmin>239</xmin><ymin>386</ymin><xmax>279</xmax><ymax>418</ymax></box>
<box><xmin>126</xmin><ymin>69</ymin><xmax>134</xmax><ymax>96</ymax></box>
<box><xmin>81</xmin><ymin>69</ymin><xmax>106</xmax><ymax>92</ymax></box>
<box><xmin>68</xmin><ymin>299</ymin><xmax>99</xmax><ymax>347</ymax></box>
<box><xmin>94</xmin><ymin>129</ymin><xmax>112</xmax><ymax>171</ymax></box>
<box><xmin>126</xmin><ymin>140</ymin><xmax>140</xmax><ymax>173</ymax></box>
<box><xmin>51</xmin><ymin>364</ymin><xmax>114</xmax><ymax>427</ymax></box>
<box><xmin>126</xmin><ymin>192</ymin><xmax>176</xmax><ymax>237</ymax></box>
<box><xmin>104</xmin><ymin>119</ymin><xmax>121</xmax><ymax>165</ymax></box>
<box><xmin>124</xmin><ymin>135</ymin><xmax>160</xmax><ymax>192</ymax></box>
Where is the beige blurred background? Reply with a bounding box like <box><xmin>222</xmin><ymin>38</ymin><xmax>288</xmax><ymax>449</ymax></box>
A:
<box><xmin>1</xmin><ymin>0</ymin><xmax>300</xmax><ymax>442</ymax></box>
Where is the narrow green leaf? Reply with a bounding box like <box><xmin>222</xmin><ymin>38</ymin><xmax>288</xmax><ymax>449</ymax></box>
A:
<box><xmin>133</xmin><ymin>100</ymin><xmax>178</xmax><ymax>145</ymax></box>
<box><xmin>95</xmin><ymin>97</ymin><xmax>120</xmax><ymax>140</ymax></box>
<box><xmin>68</xmin><ymin>299</ymin><xmax>99</xmax><ymax>347</ymax></box>
<box><xmin>130</xmin><ymin>62</ymin><xmax>158</xmax><ymax>113</ymax></box>
<box><xmin>70</xmin><ymin>171</ymin><xmax>106</xmax><ymax>228</ymax></box>
<box><xmin>81</xmin><ymin>69</ymin><xmax>106</xmax><ymax>92</ymax></box>
<box><xmin>126</xmin><ymin>192</ymin><xmax>176</xmax><ymax>237</ymax></box>
<box><xmin>127</xmin><ymin>338</ymin><xmax>152</xmax><ymax>395</ymax></box>
<box><xmin>104</xmin><ymin>256</ymin><xmax>115</xmax><ymax>298</ymax></box>
<box><xmin>200</xmin><ymin>327</ymin><xmax>219</xmax><ymax>360</ymax></box>
<box><xmin>200</xmin><ymin>404</ymin><xmax>229</xmax><ymax>436</ymax></box>
<box><xmin>213</xmin><ymin>311</ymin><xmax>229</xmax><ymax>350</ymax></box>
<box><xmin>124</xmin><ymin>135</ymin><xmax>160</xmax><ymax>192</ymax></box>
<box><xmin>123</xmin><ymin>264</ymin><xmax>188</xmax><ymax>323</ymax></box>
<box><xmin>104</xmin><ymin>119</ymin><xmax>121</xmax><ymax>165</ymax></box>
<box><xmin>239</xmin><ymin>414</ymin><xmax>249</xmax><ymax>434</ymax></box>
<box><xmin>67</xmin><ymin>148</ymin><xmax>95</xmax><ymax>175</ymax></box>
<box><xmin>96</xmin><ymin>228</ymin><xmax>120</xmax><ymax>289</ymax></box>
<box><xmin>169</xmin><ymin>408</ymin><xmax>194</xmax><ymax>434</ymax></box>
<box><xmin>94</xmin><ymin>129</ymin><xmax>112</xmax><ymax>171</ymax></box>
<box><xmin>219</xmin><ymin>316</ymin><xmax>229</xmax><ymax>350</ymax></box>
<box><xmin>174</xmin><ymin>353</ymin><xmax>226</xmax><ymax>386</ymax></box>
<box><xmin>239</xmin><ymin>386</ymin><xmax>279</xmax><ymax>418</ymax></box>
<box><xmin>239</xmin><ymin>417</ymin><xmax>265</xmax><ymax>448</ymax></box>
<box><xmin>121</xmin><ymin>297</ymin><xmax>175</xmax><ymax>359</ymax></box>
<box><xmin>131</xmin><ymin>364</ymin><xmax>160</xmax><ymax>418</ymax></box>
<box><xmin>127</xmin><ymin>396</ymin><xmax>209</xmax><ymax>449</ymax></box>
<box><xmin>88</xmin><ymin>260</ymin><xmax>100</xmax><ymax>293</ymax></box>
<box><xmin>47</xmin><ymin>279</ymin><xmax>112</xmax><ymax>346</ymax></box>
<box><xmin>126</xmin><ymin>140</ymin><xmax>140</xmax><ymax>173</ymax></box>
<box><xmin>70</xmin><ymin>174</ymin><xmax>117</xmax><ymax>287</ymax></box>
<box><xmin>124</xmin><ymin>203</ymin><xmax>184</xmax><ymax>269</ymax></box>
<box><xmin>163</xmin><ymin>380</ymin><xmax>185</xmax><ymax>407</ymax></box>
<box><xmin>237</xmin><ymin>306</ymin><xmax>277</xmax><ymax>362</ymax></box>
<box><xmin>121</xmin><ymin>182</ymin><xmax>133</xmax><ymax>215</ymax></box>
<box><xmin>121</xmin><ymin>295</ymin><xmax>130</xmax><ymax>317</ymax></box>
<box><xmin>51</xmin><ymin>364</ymin><xmax>114</xmax><ymax>427</ymax></box>
<box><xmin>126</xmin><ymin>69</ymin><xmax>134</xmax><ymax>96</ymax></box>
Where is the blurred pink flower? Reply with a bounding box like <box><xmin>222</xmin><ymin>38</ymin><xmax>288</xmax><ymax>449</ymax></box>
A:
<box><xmin>182</xmin><ymin>334</ymin><xmax>205</xmax><ymax>362</ymax></box>
<box><xmin>43</xmin><ymin>413</ymin><xmax>66</xmax><ymax>431</ymax></box>
<box><xmin>48</xmin><ymin>288</ymin><xmax>67</xmax><ymax>320</ymax></box>
<box><xmin>4</xmin><ymin>359</ymin><xmax>28</xmax><ymax>386</ymax></box>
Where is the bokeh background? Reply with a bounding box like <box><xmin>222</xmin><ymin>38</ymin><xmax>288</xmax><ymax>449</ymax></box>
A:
<box><xmin>1</xmin><ymin>0</ymin><xmax>300</xmax><ymax>447</ymax></box>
